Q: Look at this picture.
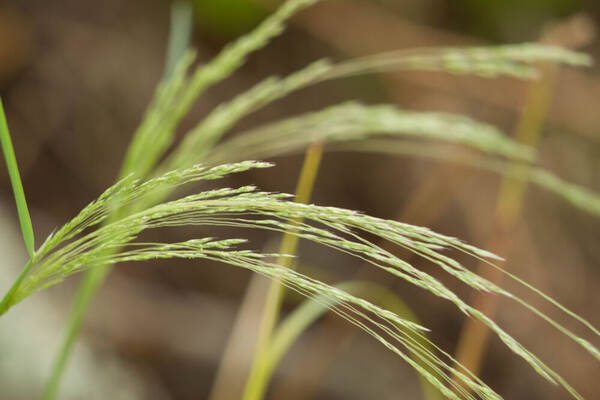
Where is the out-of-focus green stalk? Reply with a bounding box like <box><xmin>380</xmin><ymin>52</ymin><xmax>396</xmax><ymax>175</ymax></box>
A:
<box><xmin>42</xmin><ymin>268</ymin><xmax>107</xmax><ymax>399</ymax></box>
<box><xmin>242</xmin><ymin>142</ymin><xmax>323</xmax><ymax>400</ymax></box>
<box><xmin>263</xmin><ymin>280</ymin><xmax>443</xmax><ymax>400</ymax></box>
<box><xmin>165</xmin><ymin>1</ymin><xmax>194</xmax><ymax>80</ymax></box>
<box><xmin>42</xmin><ymin>4</ymin><xmax>195</xmax><ymax>399</ymax></box>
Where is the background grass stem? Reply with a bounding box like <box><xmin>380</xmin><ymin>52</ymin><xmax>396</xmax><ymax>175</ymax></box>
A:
<box><xmin>41</xmin><ymin>4</ymin><xmax>195</xmax><ymax>399</ymax></box>
<box><xmin>242</xmin><ymin>141</ymin><xmax>323</xmax><ymax>400</ymax></box>
<box><xmin>451</xmin><ymin>16</ymin><xmax>593</xmax><ymax>391</ymax></box>
<box><xmin>452</xmin><ymin>62</ymin><xmax>554</xmax><ymax>388</ymax></box>
<box><xmin>42</xmin><ymin>267</ymin><xmax>108</xmax><ymax>400</ymax></box>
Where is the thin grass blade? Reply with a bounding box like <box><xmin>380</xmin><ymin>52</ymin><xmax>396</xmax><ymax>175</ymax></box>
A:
<box><xmin>0</xmin><ymin>97</ymin><xmax>35</xmax><ymax>258</ymax></box>
<box><xmin>264</xmin><ymin>280</ymin><xmax>444</xmax><ymax>400</ymax></box>
<box><xmin>165</xmin><ymin>1</ymin><xmax>194</xmax><ymax>80</ymax></box>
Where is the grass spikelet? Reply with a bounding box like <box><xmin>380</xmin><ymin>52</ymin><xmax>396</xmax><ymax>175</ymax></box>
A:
<box><xmin>17</xmin><ymin>1</ymin><xmax>596</xmax><ymax>398</ymax></box>
<box><xmin>1</xmin><ymin>161</ymin><xmax>595</xmax><ymax>399</ymax></box>
<box><xmin>161</xmin><ymin>43</ymin><xmax>589</xmax><ymax>174</ymax></box>
<box><xmin>121</xmin><ymin>0</ymin><xmax>321</xmax><ymax>180</ymax></box>
<box><xmin>329</xmin><ymin>139</ymin><xmax>600</xmax><ymax>218</ymax></box>
<box><xmin>204</xmin><ymin>102</ymin><xmax>535</xmax><ymax>166</ymax></box>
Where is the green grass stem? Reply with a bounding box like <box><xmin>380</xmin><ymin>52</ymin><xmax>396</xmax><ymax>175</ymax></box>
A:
<box><xmin>243</xmin><ymin>142</ymin><xmax>323</xmax><ymax>400</ymax></box>
<box><xmin>42</xmin><ymin>3</ymin><xmax>195</xmax><ymax>398</ymax></box>
<box><xmin>261</xmin><ymin>280</ymin><xmax>444</xmax><ymax>400</ymax></box>
<box><xmin>0</xmin><ymin>97</ymin><xmax>35</xmax><ymax>258</ymax></box>
<box><xmin>0</xmin><ymin>260</ymin><xmax>33</xmax><ymax>317</ymax></box>
<box><xmin>165</xmin><ymin>1</ymin><xmax>194</xmax><ymax>80</ymax></box>
<box><xmin>42</xmin><ymin>267</ymin><xmax>107</xmax><ymax>400</ymax></box>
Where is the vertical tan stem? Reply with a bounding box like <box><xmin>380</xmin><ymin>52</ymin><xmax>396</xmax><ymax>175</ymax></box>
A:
<box><xmin>243</xmin><ymin>142</ymin><xmax>323</xmax><ymax>400</ymax></box>
<box><xmin>208</xmin><ymin>142</ymin><xmax>324</xmax><ymax>400</ymax></box>
<box><xmin>452</xmin><ymin>15</ymin><xmax>594</xmax><ymax>390</ymax></box>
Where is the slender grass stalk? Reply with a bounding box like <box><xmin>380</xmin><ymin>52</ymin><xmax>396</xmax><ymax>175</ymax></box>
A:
<box><xmin>42</xmin><ymin>271</ymin><xmax>103</xmax><ymax>399</ymax></box>
<box><xmin>0</xmin><ymin>260</ymin><xmax>33</xmax><ymax>316</ymax></box>
<box><xmin>2</xmin><ymin>159</ymin><xmax>598</xmax><ymax>399</ymax></box>
<box><xmin>451</xmin><ymin>18</ymin><xmax>592</xmax><ymax>388</ymax></box>
<box><xmin>243</xmin><ymin>142</ymin><xmax>323</xmax><ymax>400</ymax></box>
<box><xmin>263</xmin><ymin>280</ymin><xmax>444</xmax><ymax>400</ymax></box>
<box><xmin>204</xmin><ymin>102</ymin><xmax>536</xmax><ymax>168</ymax></box>
<box><xmin>124</xmin><ymin>0</ymin><xmax>322</xmax><ymax>180</ymax></box>
<box><xmin>23</xmin><ymin>1</ymin><xmax>598</xmax><ymax>398</ymax></box>
<box><xmin>0</xmin><ymin>97</ymin><xmax>36</xmax><ymax>317</ymax></box>
<box><xmin>264</xmin><ymin>167</ymin><xmax>467</xmax><ymax>400</ymax></box>
<box><xmin>0</xmin><ymin>97</ymin><xmax>35</xmax><ymax>258</ymax></box>
<box><xmin>165</xmin><ymin>1</ymin><xmax>194</xmax><ymax>80</ymax></box>
<box><xmin>452</xmin><ymin>59</ymin><xmax>557</xmax><ymax>389</ymax></box>
<box><xmin>162</xmin><ymin>43</ymin><xmax>590</xmax><ymax>176</ymax></box>
<box><xmin>327</xmin><ymin>139</ymin><xmax>600</xmax><ymax>217</ymax></box>
<box><xmin>42</xmin><ymin>4</ymin><xmax>196</xmax><ymax>399</ymax></box>
<box><xmin>50</xmin><ymin>2</ymin><xmax>322</xmax><ymax>396</ymax></box>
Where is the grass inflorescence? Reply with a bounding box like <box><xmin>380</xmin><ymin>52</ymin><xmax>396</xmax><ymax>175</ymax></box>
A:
<box><xmin>1</xmin><ymin>0</ymin><xmax>599</xmax><ymax>399</ymax></box>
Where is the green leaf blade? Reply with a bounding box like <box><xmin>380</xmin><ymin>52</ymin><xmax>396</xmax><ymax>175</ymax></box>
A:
<box><xmin>0</xmin><ymin>97</ymin><xmax>35</xmax><ymax>258</ymax></box>
<box><xmin>165</xmin><ymin>1</ymin><xmax>194</xmax><ymax>80</ymax></box>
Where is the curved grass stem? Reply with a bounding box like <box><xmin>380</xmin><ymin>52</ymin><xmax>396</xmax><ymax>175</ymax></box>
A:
<box><xmin>0</xmin><ymin>260</ymin><xmax>33</xmax><ymax>317</ymax></box>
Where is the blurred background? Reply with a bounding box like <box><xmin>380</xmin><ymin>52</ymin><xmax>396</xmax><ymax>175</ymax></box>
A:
<box><xmin>1</xmin><ymin>0</ymin><xmax>600</xmax><ymax>399</ymax></box>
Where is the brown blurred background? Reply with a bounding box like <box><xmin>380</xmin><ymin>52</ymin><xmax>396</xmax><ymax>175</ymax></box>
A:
<box><xmin>1</xmin><ymin>0</ymin><xmax>600</xmax><ymax>399</ymax></box>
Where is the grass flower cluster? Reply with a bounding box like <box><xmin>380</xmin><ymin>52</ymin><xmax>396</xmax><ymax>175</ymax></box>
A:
<box><xmin>1</xmin><ymin>0</ymin><xmax>599</xmax><ymax>399</ymax></box>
